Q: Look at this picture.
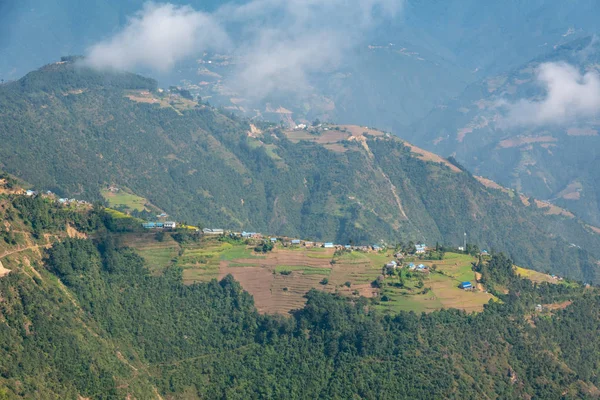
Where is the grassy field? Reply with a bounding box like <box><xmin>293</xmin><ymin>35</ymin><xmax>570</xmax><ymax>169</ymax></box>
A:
<box><xmin>101</xmin><ymin>189</ymin><xmax>148</xmax><ymax>213</ymax></box>
<box><xmin>275</xmin><ymin>265</ymin><xmax>331</xmax><ymax>275</ymax></box>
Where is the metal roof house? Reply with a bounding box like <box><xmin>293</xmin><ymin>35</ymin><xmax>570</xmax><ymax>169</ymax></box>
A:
<box><xmin>415</xmin><ymin>244</ymin><xmax>427</xmax><ymax>254</ymax></box>
<box><xmin>291</xmin><ymin>239</ymin><xmax>301</xmax><ymax>245</ymax></box>
<box><xmin>164</xmin><ymin>221</ymin><xmax>177</xmax><ymax>229</ymax></box>
<box><xmin>203</xmin><ymin>228</ymin><xmax>224</xmax><ymax>235</ymax></box>
<box><xmin>459</xmin><ymin>281</ymin><xmax>473</xmax><ymax>289</ymax></box>
<box><xmin>324</xmin><ymin>243</ymin><xmax>334</xmax><ymax>248</ymax></box>
<box><xmin>270</xmin><ymin>237</ymin><xmax>278</xmax><ymax>242</ymax></box>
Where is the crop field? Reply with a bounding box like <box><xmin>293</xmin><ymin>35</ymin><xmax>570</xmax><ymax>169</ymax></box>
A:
<box><xmin>120</xmin><ymin>233</ymin><xmax>179</xmax><ymax>273</ymax></box>
<box><xmin>514</xmin><ymin>266</ymin><xmax>566</xmax><ymax>285</ymax></box>
<box><xmin>101</xmin><ymin>189</ymin><xmax>148</xmax><ymax>212</ymax></box>
<box><xmin>122</xmin><ymin>234</ymin><xmax>501</xmax><ymax>315</ymax></box>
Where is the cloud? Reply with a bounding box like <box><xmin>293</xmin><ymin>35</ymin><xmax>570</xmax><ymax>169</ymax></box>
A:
<box><xmin>502</xmin><ymin>62</ymin><xmax>600</xmax><ymax>126</ymax></box>
<box><xmin>225</xmin><ymin>0</ymin><xmax>403</xmax><ymax>99</ymax></box>
<box><xmin>84</xmin><ymin>0</ymin><xmax>402</xmax><ymax>97</ymax></box>
<box><xmin>84</xmin><ymin>3</ymin><xmax>230</xmax><ymax>72</ymax></box>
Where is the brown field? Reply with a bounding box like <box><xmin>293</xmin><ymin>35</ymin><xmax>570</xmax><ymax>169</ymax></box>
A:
<box><xmin>120</xmin><ymin>233</ymin><xmax>180</xmax><ymax>273</ymax></box>
<box><xmin>323</xmin><ymin>143</ymin><xmax>348</xmax><ymax>153</ymax></box>
<box><xmin>534</xmin><ymin>200</ymin><xmax>574</xmax><ymax>218</ymax></box>
<box><xmin>475</xmin><ymin>176</ymin><xmax>511</xmax><ymax>193</ymax></box>
<box><xmin>588</xmin><ymin>225</ymin><xmax>600</xmax><ymax>235</ymax></box>
<box><xmin>337</xmin><ymin>125</ymin><xmax>385</xmax><ymax>137</ymax></box>
<box><xmin>544</xmin><ymin>300</ymin><xmax>573</xmax><ymax>311</ymax></box>
<box><xmin>514</xmin><ymin>266</ymin><xmax>558</xmax><ymax>284</ymax></box>
<box><xmin>498</xmin><ymin>135</ymin><xmax>557</xmax><ymax>149</ymax></box>
<box><xmin>557</xmin><ymin>181</ymin><xmax>582</xmax><ymax>201</ymax></box>
<box><xmin>218</xmin><ymin>248</ymin><xmax>334</xmax><ymax>314</ymax></box>
<box><xmin>403</xmin><ymin>143</ymin><xmax>461</xmax><ymax>172</ymax></box>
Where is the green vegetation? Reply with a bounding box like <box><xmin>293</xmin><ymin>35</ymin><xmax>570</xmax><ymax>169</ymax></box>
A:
<box><xmin>0</xmin><ymin>195</ymin><xmax>599</xmax><ymax>398</ymax></box>
<box><xmin>275</xmin><ymin>265</ymin><xmax>331</xmax><ymax>275</ymax></box>
<box><xmin>1</xmin><ymin>61</ymin><xmax>599</xmax><ymax>285</ymax></box>
<box><xmin>100</xmin><ymin>188</ymin><xmax>149</xmax><ymax>212</ymax></box>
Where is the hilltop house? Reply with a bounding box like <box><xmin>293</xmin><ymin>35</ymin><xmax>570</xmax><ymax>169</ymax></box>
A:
<box><xmin>203</xmin><ymin>228</ymin><xmax>224</xmax><ymax>235</ymax></box>
<box><xmin>164</xmin><ymin>221</ymin><xmax>177</xmax><ymax>229</ymax></box>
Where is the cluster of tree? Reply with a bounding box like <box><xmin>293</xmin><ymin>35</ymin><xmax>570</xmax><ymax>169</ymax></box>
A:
<box><xmin>1</xmin><ymin>197</ymin><xmax>599</xmax><ymax>398</ymax></box>
<box><xmin>254</xmin><ymin>240</ymin><xmax>274</xmax><ymax>253</ymax></box>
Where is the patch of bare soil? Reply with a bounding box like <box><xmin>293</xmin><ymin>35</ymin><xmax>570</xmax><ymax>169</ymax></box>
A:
<box><xmin>544</xmin><ymin>300</ymin><xmax>572</xmax><ymax>311</ymax></box>
<box><xmin>0</xmin><ymin>260</ymin><xmax>10</xmax><ymax>277</ymax></box>
<box><xmin>66</xmin><ymin>224</ymin><xmax>88</xmax><ymax>239</ymax></box>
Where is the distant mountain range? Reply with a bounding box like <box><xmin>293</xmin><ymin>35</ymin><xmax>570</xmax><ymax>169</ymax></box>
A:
<box><xmin>406</xmin><ymin>37</ymin><xmax>600</xmax><ymax>226</ymax></box>
<box><xmin>1</xmin><ymin>60</ymin><xmax>599</xmax><ymax>282</ymax></box>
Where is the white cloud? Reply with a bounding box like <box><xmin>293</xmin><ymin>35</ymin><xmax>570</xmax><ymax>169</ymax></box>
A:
<box><xmin>503</xmin><ymin>62</ymin><xmax>600</xmax><ymax>126</ymax></box>
<box><xmin>84</xmin><ymin>3</ymin><xmax>230</xmax><ymax>72</ymax></box>
<box><xmin>84</xmin><ymin>0</ymin><xmax>402</xmax><ymax>97</ymax></box>
<box><xmin>225</xmin><ymin>0</ymin><xmax>402</xmax><ymax>99</ymax></box>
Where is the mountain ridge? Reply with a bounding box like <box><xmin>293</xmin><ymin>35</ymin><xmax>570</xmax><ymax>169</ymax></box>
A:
<box><xmin>1</xmin><ymin>60</ymin><xmax>600</xmax><ymax>283</ymax></box>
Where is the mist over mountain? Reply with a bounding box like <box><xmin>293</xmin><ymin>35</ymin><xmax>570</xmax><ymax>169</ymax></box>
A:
<box><xmin>2</xmin><ymin>0</ymin><xmax>599</xmax><ymax>127</ymax></box>
<box><xmin>407</xmin><ymin>36</ymin><xmax>600</xmax><ymax>226</ymax></box>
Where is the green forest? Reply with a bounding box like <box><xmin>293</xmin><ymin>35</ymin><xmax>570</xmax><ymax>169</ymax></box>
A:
<box><xmin>0</xmin><ymin>193</ymin><xmax>599</xmax><ymax>399</ymax></box>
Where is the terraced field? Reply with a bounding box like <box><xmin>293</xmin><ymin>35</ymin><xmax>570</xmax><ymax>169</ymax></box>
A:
<box><xmin>122</xmin><ymin>234</ymin><xmax>501</xmax><ymax>315</ymax></box>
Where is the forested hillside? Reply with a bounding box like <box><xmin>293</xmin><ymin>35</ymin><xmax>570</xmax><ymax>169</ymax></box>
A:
<box><xmin>0</xmin><ymin>193</ymin><xmax>600</xmax><ymax>399</ymax></box>
<box><xmin>1</xmin><ymin>61</ymin><xmax>600</xmax><ymax>283</ymax></box>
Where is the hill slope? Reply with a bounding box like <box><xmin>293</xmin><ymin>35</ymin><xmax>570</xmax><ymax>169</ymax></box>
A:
<box><xmin>1</xmin><ymin>192</ymin><xmax>600</xmax><ymax>398</ymax></box>
<box><xmin>407</xmin><ymin>37</ymin><xmax>600</xmax><ymax>226</ymax></box>
<box><xmin>1</xmin><ymin>61</ymin><xmax>600</xmax><ymax>282</ymax></box>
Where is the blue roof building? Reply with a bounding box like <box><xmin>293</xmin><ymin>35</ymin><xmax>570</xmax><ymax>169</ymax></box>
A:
<box><xmin>324</xmin><ymin>243</ymin><xmax>334</xmax><ymax>248</ymax></box>
<box><xmin>291</xmin><ymin>239</ymin><xmax>301</xmax><ymax>245</ymax></box>
<box><xmin>459</xmin><ymin>281</ymin><xmax>473</xmax><ymax>289</ymax></box>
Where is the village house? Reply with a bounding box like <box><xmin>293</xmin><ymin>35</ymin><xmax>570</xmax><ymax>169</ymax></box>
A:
<box><xmin>459</xmin><ymin>281</ymin><xmax>473</xmax><ymax>290</ymax></box>
<box><xmin>324</xmin><ymin>243</ymin><xmax>334</xmax><ymax>248</ymax></box>
<box><xmin>415</xmin><ymin>244</ymin><xmax>427</xmax><ymax>254</ymax></box>
<box><xmin>291</xmin><ymin>239</ymin><xmax>301</xmax><ymax>245</ymax></box>
<box><xmin>203</xmin><ymin>228</ymin><xmax>224</xmax><ymax>235</ymax></box>
<box><xmin>164</xmin><ymin>221</ymin><xmax>177</xmax><ymax>229</ymax></box>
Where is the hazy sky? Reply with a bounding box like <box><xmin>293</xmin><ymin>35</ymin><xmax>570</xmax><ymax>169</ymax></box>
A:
<box><xmin>84</xmin><ymin>0</ymin><xmax>403</xmax><ymax>98</ymax></box>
